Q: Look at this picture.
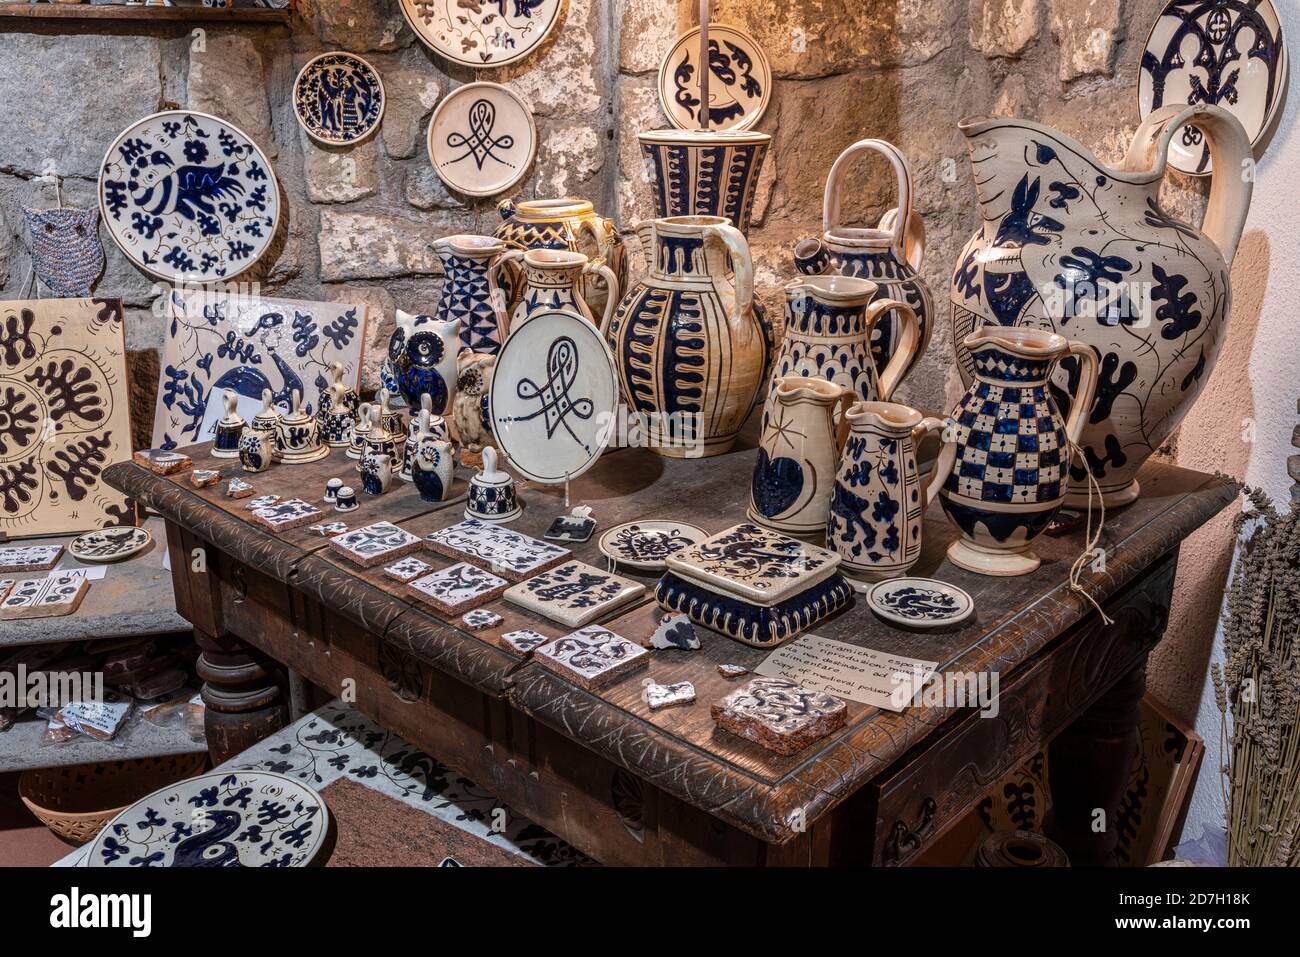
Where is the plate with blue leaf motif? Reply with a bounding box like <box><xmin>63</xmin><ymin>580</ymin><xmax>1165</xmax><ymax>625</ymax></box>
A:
<box><xmin>87</xmin><ymin>771</ymin><xmax>329</xmax><ymax>868</ymax></box>
<box><xmin>867</xmin><ymin>578</ymin><xmax>973</xmax><ymax>629</ymax></box>
<box><xmin>99</xmin><ymin>110</ymin><xmax>280</xmax><ymax>283</ymax></box>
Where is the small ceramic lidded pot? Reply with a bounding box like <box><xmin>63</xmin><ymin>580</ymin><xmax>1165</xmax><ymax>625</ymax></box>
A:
<box><xmin>360</xmin><ymin>451</ymin><xmax>394</xmax><ymax>496</ymax></box>
<box><xmin>347</xmin><ymin>401</ymin><xmax>373</xmax><ymax>461</ymax></box>
<box><xmin>465</xmin><ymin>447</ymin><xmax>520</xmax><ymax>524</ymax></box>
<box><xmin>400</xmin><ymin>397</ymin><xmax>450</xmax><ymax>482</ymax></box>
<box><xmin>412</xmin><ymin>436</ymin><xmax>455</xmax><ymax>504</ymax></box>
<box><xmin>274</xmin><ymin>389</ymin><xmax>330</xmax><ymax>464</ymax></box>
<box><xmin>316</xmin><ymin>361</ymin><xmax>359</xmax><ymax>448</ymax></box>
<box><xmin>239</xmin><ymin>427</ymin><xmax>273</xmax><ymax>474</ymax></box>
<box><xmin>212</xmin><ymin>390</ymin><xmax>245</xmax><ymax>459</ymax></box>
<box><xmin>938</xmin><ymin>327</ymin><xmax>1099</xmax><ymax>577</ymax></box>
<box><xmin>749</xmin><ymin>377</ymin><xmax>854</xmax><ymax>540</ymax></box>
<box><xmin>828</xmin><ymin>402</ymin><xmax>955</xmax><ymax>586</ymax></box>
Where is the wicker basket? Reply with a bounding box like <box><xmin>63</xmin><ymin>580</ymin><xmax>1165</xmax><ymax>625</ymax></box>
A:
<box><xmin>19</xmin><ymin>752</ymin><xmax>208</xmax><ymax>846</ymax></box>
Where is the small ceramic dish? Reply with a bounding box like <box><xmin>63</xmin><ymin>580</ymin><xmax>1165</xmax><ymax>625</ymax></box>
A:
<box><xmin>866</xmin><ymin>577</ymin><xmax>974</xmax><ymax>629</ymax></box>
<box><xmin>598</xmin><ymin>520</ymin><xmax>708</xmax><ymax>572</ymax></box>
<box><xmin>68</xmin><ymin>527</ymin><xmax>153</xmax><ymax>564</ymax></box>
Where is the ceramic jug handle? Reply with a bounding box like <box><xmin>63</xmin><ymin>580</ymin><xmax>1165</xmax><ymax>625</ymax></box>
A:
<box><xmin>706</xmin><ymin>223</ymin><xmax>754</xmax><ymax>322</ymax></box>
<box><xmin>866</xmin><ymin>298</ymin><xmax>920</xmax><ymax>400</ymax></box>
<box><xmin>823</xmin><ymin>138</ymin><xmax>913</xmax><ymax>262</ymax></box>
<box><xmin>488</xmin><ymin>249</ymin><xmax>523</xmax><ymax>339</ymax></box>
<box><xmin>1126</xmin><ymin>103</ymin><xmax>1253</xmax><ymax>266</ymax></box>
<box><xmin>582</xmin><ymin>260</ymin><xmax>621</xmax><ymax>338</ymax></box>
<box><xmin>833</xmin><ymin>387</ymin><xmax>856</xmax><ymax>449</ymax></box>
<box><xmin>914</xmin><ymin>416</ymin><xmax>954</xmax><ymax>508</ymax></box>
<box><xmin>1061</xmin><ymin>342</ymin><xmax>1100</xmax><ymax>449</ymax></box>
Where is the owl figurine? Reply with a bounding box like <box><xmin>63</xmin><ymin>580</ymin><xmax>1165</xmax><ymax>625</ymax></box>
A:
<box><xmin>23</xmin><ymin>206</ymin><xmax>105</xmax><ymax>297</ymax></box>
<box><xmin>452</xmin><ymin>349</ymin><xmax>496</xmax><ymax>465</ymax></box>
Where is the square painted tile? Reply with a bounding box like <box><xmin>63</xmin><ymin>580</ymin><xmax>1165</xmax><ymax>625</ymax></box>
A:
<box><xmin>534</xmin><ymin>626</ymin><xmax>648</xmax><ymax>691</ymax></box>
<box><xmin>424</xmin><ymin>518</ymin><xmax>569</xmax><ymax>581</ymax></box>
<box><xmin>460</xmin><ymin>609</ymin><xmax>503</xmax><ymax>631</ymax></box>
<box><xmin>497</xmin><ymin>629</ymin><xmax>550</xmax><ymax>656</ymax></box>
<box><xmin>329</xmin><ymin>522</ymin><xmax>423</xmax><ymax>568</ymax></box>
<box><xmin>0</xmin><ymin>544</ymin><xmax>64</xmax><ymax>573</ymax></box>
<box><xmin>250</xmin><ymin>499</ymin><xmax>323</xmax><ymax>532</ymax></box>
<box><xmin>710</xmin><ymin>677</ymin><xmax>847</xmax><ymax>756</ymax></box>
<box><xmin>407</xmin><ymin>562</ymin><xmax>509</xmax><ymax>615</ymax></box>
<box><xmin>504</xmin><ymin>560</ymin><xmax>644</xmax><ymax>629</ymax></box>
<box><xmin>384</xmin><ymin>557</ymin><xmax>432</xmax><ymax>582</ymax></box>
<box><xmin>0</xmin><ymin>576</ymin><xmax>89</xmax><ymax>620</ymax></box>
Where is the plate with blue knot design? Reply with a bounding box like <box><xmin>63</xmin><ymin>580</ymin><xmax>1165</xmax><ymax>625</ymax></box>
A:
<box><xmin>867</xmin><ymin>577</ymin><xmax>973</xmax><ymax>629</ymax></box>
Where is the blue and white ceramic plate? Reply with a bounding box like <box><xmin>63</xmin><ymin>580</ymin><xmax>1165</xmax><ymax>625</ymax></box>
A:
<box><xmin>99</xmin><ymin>110</ymin><xmax>280</xmax><ymax>283</ymax></box>
<box><xmin>1138</xmin><ymin>0</ymin><xmax>1288</xmax><ymax>175</ymax></box>
<box><xmin>867</xmin><ymin>578</ymin><xmax>974</xmax><ymax>630</ymax></box>
<box><xmin>658</xmin><ymin>23</ymin><xmax>772</xmax><ymax>132</ymax></box>
<box><xmin>87</xmin><ymin>771</ymin><xmax>329</xmax><ymax>868</ymax></box>
<box><xmin>399</xmin><ymin>0</ymin><xmax>563</xmax><ymax>69</ymax></box>
<box><xmin>294</xmin><ymin>52</ymin><xmax>385</xmax><ymax>146</ymax></box>
<box><xmin>599</xmin><ymin>520</ymin><xmax>708</xmax><ymax>572</ymax></box>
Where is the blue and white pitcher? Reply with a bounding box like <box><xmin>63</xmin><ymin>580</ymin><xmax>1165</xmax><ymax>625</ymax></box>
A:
<box><xmin>433</xmin><ymin>235</ymin><xmax>510</xmax><ymax>355</ymax></box>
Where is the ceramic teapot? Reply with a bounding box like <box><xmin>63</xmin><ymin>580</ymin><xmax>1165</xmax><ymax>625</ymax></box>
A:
<box><xmin>490</xmin><ymin>248</ymin><xmax>620</xmax><ymax>337</ymax></box>
<box><xmin>767</xmin><ymin>275</ymin><xmax>920</xmax><ymax>426</ymax></box>
<box><xmin>212</xmin><ymin>389</ymin><xmax>245</xmax><ymax>459</ymax></box>
<box><xmin>828</xmin><ymin>402</ymin><xmax>954</xmax><ymax>585</ymax></box>
<box><xmin>388</xmin><ymin>310</ymin><xmax>459</xmax><ymax>416</ymax></box>
<box><xmin>748</xmin><ymin>377</ymin><xmax>855</xmax><ymax>539</ymax></box>
<box><xmin>608</xmin><ymin>215</ymin><xmax>769</xmax><ymax>459</ymax></box>
<box><xmin>938</xmin><ymin>327</ymin><xmax>1099</xmax><ymax>577</ymax></box>
<box><xmin>949</xmin><ymin>105</ymin><xmax>1253</xmax><ymax>508</ymax></box>
<box><xmin>794</xmin><ymin>139</ymin><xmax>934</xmax><ymax>381</ymax></box>
<box><xmin>432</xmin><ymin>235</ymin><xmax>511</xmax><ymax>355</ymax></box>
<box><xmin>274</xmin><ymin>389</ymin><xmax>329</xmax><ymax>464</ymax></box>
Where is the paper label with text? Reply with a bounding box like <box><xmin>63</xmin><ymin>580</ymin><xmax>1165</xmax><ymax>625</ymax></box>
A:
<box><xmin>756</xmin><ymin>633</ymin><xmax>937</xmax><ymax>711</ymax></box>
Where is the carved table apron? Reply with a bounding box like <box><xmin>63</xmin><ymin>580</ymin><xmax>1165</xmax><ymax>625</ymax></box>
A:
<box><xmin>106</xmin><ymin>441</ymin><xmax>1236</xmax><ymax>867</ymax></box>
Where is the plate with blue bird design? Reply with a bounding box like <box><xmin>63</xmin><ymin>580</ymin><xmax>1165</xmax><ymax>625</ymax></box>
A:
<box><xmin>867</xmin><ymin>577</ymin><xmax>974</xmax><ymax>630</ymax></box>
<box><xmin>294</xmin><ymin>51</ymin><xmax>386</xmax><ymax>146</ymax></box>
<box><xmin>88</xmin><ymin>771</ymin><xmax>329</xmax><ymax>868</ymax></box>
<box><xmin>99</xmin><ymin>110</ymin><xmax>280</xmax><ymax>283</ymax></box>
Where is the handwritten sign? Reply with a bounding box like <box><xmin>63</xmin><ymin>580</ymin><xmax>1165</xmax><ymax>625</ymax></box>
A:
<box><xmin>755</xmin><ymin>633</ymin><xmax>937</xmax><ymax>712</ymax></box>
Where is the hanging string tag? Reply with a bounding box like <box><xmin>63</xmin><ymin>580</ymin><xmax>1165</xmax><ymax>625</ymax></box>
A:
<box><xmin>1065</xmin><ymin>439</ymin><xmax>1114</xmax><ymax>626</ymax></box>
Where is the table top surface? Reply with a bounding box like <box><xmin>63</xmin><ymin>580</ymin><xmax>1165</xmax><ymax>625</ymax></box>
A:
<box><xmin>106</xmin><ymin>433</ymin><xmax>1237</xmax><ymax>844</ymax></box>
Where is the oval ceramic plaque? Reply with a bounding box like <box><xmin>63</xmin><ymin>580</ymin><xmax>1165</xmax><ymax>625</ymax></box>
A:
<box><xmin>399</xmin><ymin>0</ymin><xmax>563</xmax><ymax>68</ymax></box>
<box><xmin>489</xmin><ymin>309</ymin><xmax>617</xmax><ymax>484</ymax></box>
<box><xmin>1138</xmin><ymin>0</ymin><xmax>1287</xmax><ymax>175</ymax></box>
<box><xmin>428</xmin><ymin>82</ymin><xmax>537</xmax><ymax>198</ymax></box>
<box><xmin>598</xmin><ymin>520</ymin><xmax>709</xmax><ymax>572</ymax></box>
<box><xmin>99</xmin><ymin>110</ymin><xmax>280</xmax><ymax>283</ymax></box>
<box><xmin>69</xmin><ymin>526</ymin><xmax>152</xmax><ymax>564</ymax></box>
<box><xmin>88</xmin><ymin>771</ymin><xmax>329</xmax><ymax>868</ymax></box>
<box><xmin>293</xmin><ymin>51</ymin><xmax>386</xmax><ymax>146</ymax></box>
<box><xmin>658</xmin><ymin>23</ymin><xmax>771</xmax><ymax>132</ymax></box>
<box><xmin>867</xmin><ymin>578</ymin><xmax>974</xmax><ymax>630</ymax></box>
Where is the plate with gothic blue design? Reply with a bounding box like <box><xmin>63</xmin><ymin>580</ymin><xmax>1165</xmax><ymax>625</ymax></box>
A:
<box><xmin>866</xmin><ymin>577</ymin><xmax>973</xmax><ymax>630</ymax></box>
<box><xmin>99</xmin><ymin>110</ymin><xmax>280</xmax><ymax>283</ymax></box>
<box><xmin>1138</xmin><ymin>0</ymin><xmax>1288</xmax><ymax>175</ymax></box>
<box><xmin>293</xmin><ymin>51</ymin><xmax>386</xmax><ymax>146</ymax></box>
<box><xmin>87</xmin><ymin>771</ymin><xmax>329</xmax><ymax>868</ymax></box>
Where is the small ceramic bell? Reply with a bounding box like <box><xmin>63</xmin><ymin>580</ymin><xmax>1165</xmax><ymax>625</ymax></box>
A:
<box><xmin>212</xmin><ymin>389</ymin><xmax>245</xmax><ymax>459</ymax></box>
<box><xmin>412</xmin><ymin>436</ymin><xmax>455</xmax><ymax>503</ymax></box>
<box><xmin>275</xmin><ymin>389</ymin><xmax>330</xmax><ymax>465</ymax></box>
<box><xmin>360</xmin><ymin>450</ymin><xmax>394</xmax><ymax>496</ymax></box>
<box><xmin>375</xmin><ymin>388</ymin><xmax>406</xmax><ymax>440</ymax></box>
<box><xmin>358</xmin><ymin>405</ymin><xmax>402</xmax><ymax>475</ymax></box>
<box><xmin>317</xmin><ymin>361</ymin><xmax>359</xmax><ymax>448</ymax></box>
<box><xmin>465</xmin><ymin>446</ymin><xmax>520</xmax><ymax>524</ymax></box>
<box><xmin>250</xmin><ymin>388</ymin><xmax>281</xmax><ymax>436</ymax></box>
<box><xmin>347</xmin><ymin>401</ymin><xmax>373</xmax><ymax>461</ymax></box>
<box><xmin>239</xmin><ymin>427</ymin><xmax>273</xmax><ymax>474</ymax></box>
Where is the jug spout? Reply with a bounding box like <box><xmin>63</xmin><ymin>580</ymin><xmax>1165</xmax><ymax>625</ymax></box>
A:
<box><xmin>792</xmin><ymin>237</ymin><xmax>831</xmax><ymax>276</ymax></box>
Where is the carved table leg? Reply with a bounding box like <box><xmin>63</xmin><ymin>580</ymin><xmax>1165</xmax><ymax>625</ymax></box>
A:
<box><xmin>1044</xmin><ymin>660</ymin><xmax>1147</xmax><ymax>866</ymax></box>
<box><xmin>195</xmin><ymin>628</ymin><xmax>288</xmax><ymax>764</ymax></box>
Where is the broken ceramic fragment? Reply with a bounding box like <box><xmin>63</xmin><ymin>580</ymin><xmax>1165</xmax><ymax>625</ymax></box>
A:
<box><xmin>641</xmin><ymin>679</ymin><xmax>696</xmax><ymax>710</ymax></box>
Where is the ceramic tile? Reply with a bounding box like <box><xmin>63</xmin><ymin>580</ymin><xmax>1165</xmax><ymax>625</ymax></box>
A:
<box><xmin>0</xmin><ymin>575</ymin><xmax>89</xmax><ymax>620</ymax></box>
<box><xmin>190</xmin><ymin>468</ymin><xmax>222</xmax><ymax>488</ymax></box>
<box><xmin>133</xmin><ymin>448</ymin><xmax>192</xmax><ymax>476</ymax></box>
<box><xmin>642</xmin><ymin>680</ymin><xmax>696</xmax><ymax>710</ymax></box>
<box><xmin>497</xmin><ymin>629</ymin><xmax>550</xmax><ymax>656</ymax></box>
<box><xmin>328</xmin><ymin>522</ymin><xmax>423</xmax><ymax>568</ymax></box>
<box><xmin>383</xmin><ymin>557</ymin><xmax>432</xmax><ymax>582</ymax></box>
<box><xmin>0</xmin><ymin>544</ymin><xmax>64</xmax><ymax>573</ymax></box>
<box><xmin>309</xmin><ymin>522</ymin><xmax>349</xmax><ymax>537</ymax></box>
<box><xmin>534</xmin><ymin>625</ymin><xmax>649</xmax><ymax>691</ymax></box>
<box><xmin>710</xmin><ymin>677</ymin><xmax>847</xmax><ymax>756</ymax></box>
<box><xmin>246</xmin><ymin>494</ymin><xmax>281</xmax><ymax>510</ymax></box>
<box><xmin>461</xmin><ymin>609</ymin><xmax>503</xmax><ymax>631</ymax></box>
<box><xmin>407</xmin><ymin>562</ymin><xmax>509</xmax><ymax>614</ymax></box>
<box><xmin>424</xmin><ymin>518</ymin><xmax>569</xmax><ymax>581</ymax></box>
<box><xmin>545</xmin><ymin>512</ymin><xmax>597</xmax><ymax>543</ymax></box>
<box><xmin>665</xmin><ymin>523</ymin><xmax>841</xmax><ymax>606</ymax></box>
<box><xmin>504</xmin><ymin>560</ymin><xmax>645</xmax><ymax>628</ymax></box>
<box><xmin>251</xmin><ymin>499</ymin><xmax>324</xmax><ymax>532</ymax></box>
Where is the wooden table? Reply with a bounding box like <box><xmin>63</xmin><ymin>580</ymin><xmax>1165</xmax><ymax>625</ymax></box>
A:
<box><xmin>104</xmin><ymin>437</ymin><xmax>1236</xmax><ymax>866</ymax></box>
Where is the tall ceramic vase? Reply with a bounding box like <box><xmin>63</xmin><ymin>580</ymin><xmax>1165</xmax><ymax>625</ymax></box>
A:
<box><xmin>938</xmin><ymin>327</ymin><xmax>1099</xmax><ymax>577</ymax></box>
<box><xmin>489</xmin><ymin>248</ymin><xmax>619</xmax><ymax>337</ymax></box>
<box><xmin>495</xmin><ymin>198</ymin><xmax>626</xmax><ymax>316</ymax></box>
<box><xmin>638</xmin><ymin>129</ymin><xmax>771</xmax><ymax>235</ymax></box>
<box><xmin>432</xmin><ymin>235</ymin><xmax>510</xmax><ymax>355</ymax></box>
<box><xmin>608</xmin><ymin>216</ymin><xmax>768</xmax><ymax>459</ymax></box>
<box><xmin>748</xmin><ymin>376</ymin><xmax>853</xmax><ymax>539</ymax></box>
<box><xmin>794</xmin><ymin>139</ymin><xmax>934</xmax><ymax>381</ymax></box>
<box><xmin>948</xmin><ymin>105</ymin><xmax>1253</xmax><ymax>508</ymax></box>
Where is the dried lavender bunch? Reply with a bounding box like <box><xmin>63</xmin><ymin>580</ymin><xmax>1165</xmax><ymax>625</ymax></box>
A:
<box><xmin>1216</xmin><ymin>488</ymin><xmax>1300</xmax><ymax>866</ymax></box>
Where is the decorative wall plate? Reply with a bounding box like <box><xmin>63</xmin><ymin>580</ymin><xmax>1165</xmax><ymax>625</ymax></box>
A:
<box><xmin>866</xmin><ymin>578</ymin><xmax>974</xmax><ymax>629</ymax></box>
<box><xmin>490</xmin><ymin>309</ymin><xmax>618</xmax><ymax>484</ymax></box>
<box><xmin>504</xmin><ymin>560</ymin><xmax>645</xmax><ymax>629</ymax></box>
<box><xmin>598</xmin><ymin>520</ymin><xmax>708</xmax><ymax>572</ymax></box>
<box><xmin>1</xmin><ymin>299</ymin><xmax>135</xmax><ymax>537</ymax></box>
<box><xmin>293</xmin><ymin>51</ymin><xmax>385</xmax><ymax>146</ymax></box>
<box><xmin>99</xmin><ymin>110</ymin><xmax>280</xmax><ymax>283</ymax></box>
<box><xmin>423</xmin><ymin>518</ymin><xmax>569</xmax><ymax>581</ymax></box>
<box><xmin>1139</xmin><ymin>0</ymin><xmax>1288</xmax><ymax>174</ymax></box>
<box><xmin>428</xmin><ymin>82</ymin><xmax>537</xmax><ymax>198</ymax></box>
<box><xmin>88</xmin><ymin>771</ymin><xmax>329</xmax><ymax>868</ymax></box>
<box><xmin>154</xmin><ymin>291</ymin><xmax>367</xmax><ymax>450</ymax></box>
<box><xmin>69</xmin><ymin>526</ymin><xmax>152</xmax><ymax>564</ymax></box>
<box><xmin>399</xmin><ymin>0</ymin><xmax>563</xmax><ymax>68</ymax></box>
<box><xmin>665</xmin><ymin>523</ymin><xmax>842</xmax><ymax>607</ymax></box>
<box><xmin>658</xmin><ymin>23</ymin><xmax>771</xmax><ymax>132</ymax></box>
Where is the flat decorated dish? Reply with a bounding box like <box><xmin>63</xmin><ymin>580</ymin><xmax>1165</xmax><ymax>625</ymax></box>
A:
<box><xmin>867</xmin><ymin>578</ymin><xmax>974</xmax><ymax>629</ymax></box>
<box><xmin>68</xmin><ymin>526</ymin><xmax>152</xmax><ymax>564</ymax></box>
<box><xmin>598</xmin><ymin>520</ymin><xmax>708</xmax><ymax>571</ymax></box>
<box><xmin>1138</xmin><ymin>0</ymin><xmax>1287</xmax><ymax>174</ymax></box>
<box><xmin>294</xmin><ymin>51</ymin><xmax>385</xmax><ymax>146</ymax></box>
<box><xmin>99</xmin><ymin>110</ymin><xmax>280</xmax><ymax>283</ymax></box>
<box><xmin>658</xmin><ymin>23</ymin><xmax>771</xmax><ymax>132</ymax></box>
<box><xmin>427</xmin><ymin>81</ymin><xmax>537</xmax><ymax>197</ymax></box>
<box><xmin>490</xmin><ymin>309</ymin><xmax>618</xmax><ymax>484</ymax></box>
<box><xmin>88</xmin><ymin>771</ymin><xmax>329</xmax><ymax>868</ymax></box>
<box><xmin>399</xmin><ymin>0</ymin><xmax>563</xmax><ymax>68</ymax></box>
